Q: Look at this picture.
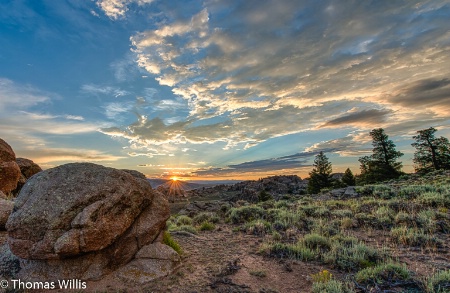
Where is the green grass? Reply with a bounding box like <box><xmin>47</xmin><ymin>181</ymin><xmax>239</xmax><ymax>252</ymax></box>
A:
<box><xmin>426</xmin><ymin>270</ymin><xmax>450</xmax><ymax>293</ymax></box>
<box><xmin>162</xmin><ymin>231</ymin><xmax>182</xmax><ymax>254</ymax></box>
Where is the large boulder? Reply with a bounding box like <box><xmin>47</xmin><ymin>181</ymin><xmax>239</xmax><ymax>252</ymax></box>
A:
<box><xmin>0</xmin><ymin>199</ymin><xmax>14</xmax><ymax>230</ymax></box>
<box><xmin>0</xmin><ymin>243</ymin><xmax>20</xmax><ymax>278</ymax></box>
<box><xmin>12</xmin><ymin>157</ymin><xmax>42</xmax><ymax>195</ymax></box>
<box><xmin>0</xmin><ymin>138</ymin><xmax>21</xmax><ymax>194</ymax></box>
<box><xmin>6</xmin><ymin>163</ymin><xmax>177</xmax><ymax>281</ymax></box>
<box><xmin>15</xmin><ymin>158</ymin><xmax>42</xmax><ymax>179</ymax></box>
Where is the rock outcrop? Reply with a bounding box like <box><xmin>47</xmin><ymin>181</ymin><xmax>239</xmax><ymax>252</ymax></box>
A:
<box><xmin>6</xmin><ymin>163</ymin><xmax>179</xmax><ymax>283</ymax></box>
<box><xmin>0</xmin><ymin>138</ymin><xmax>21</xmax><ymax>194</ymax></box>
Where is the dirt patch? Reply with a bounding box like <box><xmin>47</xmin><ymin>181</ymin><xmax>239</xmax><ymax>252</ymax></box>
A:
<box><xmin>138</xmin><ymin>225</ymin><xmax>318</xmax><ymax>293</ymax></box>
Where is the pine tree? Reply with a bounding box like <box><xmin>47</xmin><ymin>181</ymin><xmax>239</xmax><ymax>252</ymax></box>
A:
<box><xmin>341</xmin><ymin>168</ymin><xmax>356</xmax><ymax>186</ymax></box>
<box><xmin>358</xmin><ymin>128</ymin><xmax>403</xmax><ymax>184</ymax></box>
<box><xmin>412</xmin><ymin>127</ymin><xmax>450</xmax><ymax>173</ymax></box>
<box><xmin>308</xmin><ymin>151</ymin><xmax>333</xmax><ymax>194</ymax></box>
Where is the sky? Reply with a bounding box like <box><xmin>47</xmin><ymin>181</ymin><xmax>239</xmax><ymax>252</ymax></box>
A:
<box><xmin>0</xmin><ymin>0</ymin><xmax>449</xmax><ymax>181</ymax></box>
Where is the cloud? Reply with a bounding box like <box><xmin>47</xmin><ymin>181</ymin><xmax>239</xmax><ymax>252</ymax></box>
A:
<box><xmin>0</xmin><ymin>78</ymin><xmax>50</xmax><ymax>111</ymax></box>
<box><xmin>81</xmin><ymin>84</ymin><xmax>130</xmax><ymax>98</ymax></box>
<box><xmin>17</xmin><ymin>147</ymin><xmax>125</xmax><ymax>165</ymax></box>
<box><xmin>123</xmin><ymin>0</ymin><xmax>450</xmax><ymax>153</ymax></box>
<box><xmin>320</xmin><ymin>109</ymin><xmax>393</xmax><ymax>128</ymax></box>
<box><xmin>387</xmin><ymin>78</ymin><xmax>450</xmax><ymax>115</ymax></box>
<box><xmin>305</xmin><ymin>135</ymin><xmax>371</xmax><ymax>157</ymax></box>
<box><xmin>0</xmin><ymin>79</ymin><xmax>99</xmax><ymax>135</ymax></box>
<box><xmin>195</xmin><ymin>151</ymin><xmax>321</xmax><ymax>176</ymax></box>
<box><xmin>103</xmin><ymin>102</ymin><xmax>134</xmax><ymax>120</ymax></box>
<box><xmin>97</xmin><ymin>0</ymin><xmax>154</xmax><ymax>20</ymax></box>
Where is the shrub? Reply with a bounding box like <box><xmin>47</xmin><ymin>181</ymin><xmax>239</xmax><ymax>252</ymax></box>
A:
<box><xmin>312</xmin><ymin>279</ymin><xmax>355</xmax><ymax>293</ymax></box>
<box><xmin>398</xmin><ymin>185</ymin><xmax>437</xmax><ymax>199</ymax></box>
<box><xmin>374</xmin><ymin>206</ymin><xmax>395</xmax><ymax>228</ymax></box>
<box><xmin>426</xmin><ymin>270</ymin><xmax>450</xmax><ymax>293</ymax></box>
<box><xmin>198</xmin><ymin>221</ymin><xmax>215</xmax><ymax>231</ymax></box>
<box><xmin>312</xmin><ymin>269</ymin><xmax>333</xmax><ymax>283</ymax></box>
<box><xmin>417</xmin><ymin>192</ymin><xmax>450</xmax><ymax>207</ymax></box>
<box><xmin>323</xmin><ymin>241</ymin><xmax>380</xmax><ymax>271</ymax></box>
<box><xmin>163</xmin><ymin>231</ymin><xmax>182</xmax><ymax>254</ymax></box>
<box><xmin>372</xmin><ymin>185</ymin><xmax>395</xmax><ymax>199</ymax></box>
<box><xmin>390</xmin><ymin>226</ymin><xmax>439</xmax><ymax>247</ymax></box>
<box><xmin>173</xmin><ymin>224</ymin><xmax>198</xmax><ymax>235</ymax></box>
<box><xmin>394</xmin><ymin>211</ymin><xmax>414</xmax><ymax>225</ymax></box>
<box><xmin>340</xmin><ymin>217</ymin><xmax>355</xmax><ymax>230</ymax></box>
<box><xmin>331</xmin><ymin>209</ymin><xmax>353</xmax><ymax>218</ymax></box>
<box><xmin>272</xmin><ymin>231</ymin><xmax>282</xmax><ymax>241</ymax></box>
<box><xmin>301</xmin><ymin>204</ymin><xmax>319</xmax><ymax>216</ymax></box>
<box><xmin>310</xmin><ymin>218</ymin><xmax>340</xmax><ymax>237</ymax></box>
<box><xmin>193</xmin><ymin>212</ymin><xmax>220</xmax><ymax>225</ymax></box>
<box><xmin>260</xmin><ymin>242</ymin><xmax>316</xmax><ymax>261</ymax></box>
<box><xmin>302</xmin><ymin>233</ymin><xmax>331</xmax><ymax>250</ymax></box>
<box><xmin>416</xmin><ymin>209</ymin><xmax>436</xmax><ymax>232</ymax></box>
<box><xmin>244</xmin><ymin>219</ymin><xmax>271</xmax><ymax>235</ymax></box>
<box><xmin>355</xmin><ymin>263</ymin><xmax>410</xmax><ymax>285</ymax></box>
<box><xmin>268</xmin><ymin>209</ymin><xmax>306</xmax><ymax>229</ymax></box>
<box><xmin>314</xmin><ymin>206</ymin><xmax>330</xmax><ymax>217</ymax></box>
<box><xmin>176</xmin><ymin>215</ymin><xmax>193</xmax><ymax>226</ymax></box>
<box><xmin>228</xmin><ymin>205</ymin><xmax>266</xmax><ymax>224</ymax></box>
<box><xmin>249</xmin><ymin>270</ymin><xmax>267</xmax><ymax>277</ymax></box>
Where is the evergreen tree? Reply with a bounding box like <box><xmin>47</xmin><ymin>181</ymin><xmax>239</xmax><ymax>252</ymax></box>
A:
<box><xmin>412</xmin><ymin>127</ymin><xmax>450</xmax><ymax>173</ymax></box>
<box><xmin>308</xmin><ymin>151</ymin><xmax>333</xmax><ymax>194</ymax></box>
<box><xmin>358</xmin><ymin>128</ymin><xmax>403</xmax><ymax>184</ymax></box>
<box><xmin>341</xmin><ymin>168</ymin><xmax>356</xmax><ymax>186</ymax></box>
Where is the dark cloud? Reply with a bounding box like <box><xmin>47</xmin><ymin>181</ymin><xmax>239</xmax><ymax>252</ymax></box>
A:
<box><xmin>321</xmin><ymin>109</ymin><xmax>392</xmax><ymax>128</ymax></box>
<box><xmin>195</xmin><ymin>151</ymin><xmax>320</xmax><ymax>176</ymax></box>
<box><xmin>389</xmin><ymin>78</ymin><xmax>450</xmax><ymax>108</ymax></box>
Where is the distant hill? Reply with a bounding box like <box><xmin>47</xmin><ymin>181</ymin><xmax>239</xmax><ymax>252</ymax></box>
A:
<box><xmin>147</xmin><ymin>179</ymin><xmax>232</xmax><ymax>190</ymax></box>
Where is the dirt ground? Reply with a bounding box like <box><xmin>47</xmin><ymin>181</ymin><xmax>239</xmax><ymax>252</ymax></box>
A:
<box><xmin>138</xmin><ymin>225</ymin><xmax>319</xmax><ymax>293</ymax></box>
<box><xmin>1</xmin><ymin>201</ymin><xmax>449</xmax><ymax>293</ymax></box>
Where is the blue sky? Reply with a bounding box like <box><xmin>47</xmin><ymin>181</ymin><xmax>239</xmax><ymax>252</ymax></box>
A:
<box><xmin>1</xmin><ymin>0</ymin><xmax>449</xmax><ymax>180</ymax></box>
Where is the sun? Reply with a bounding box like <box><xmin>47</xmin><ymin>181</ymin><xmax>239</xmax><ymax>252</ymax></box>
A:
<box><xmin>171</xmin><ymin>176</ymin><xmax>179</xmax><ymax>181</ymax></box>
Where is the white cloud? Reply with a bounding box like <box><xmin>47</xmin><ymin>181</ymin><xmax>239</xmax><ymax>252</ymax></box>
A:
<box><xmin>103</xmin><ymin>102</ymin><xmax>134</xmax><ymax>119</ymax></box>
<box><xmin>97</xmin><ymin>0</ymin><xmax>154</xmax><ymax>20</ymax></box>
<box><xmin>0</xmin><ymin>78</ymin><xmax>50</xmax><ymax>111</ymax></box>
<box><xmin>81</xmin><ymin>84</ymin><xmax>129</xmax><ymax>97</ymax></box>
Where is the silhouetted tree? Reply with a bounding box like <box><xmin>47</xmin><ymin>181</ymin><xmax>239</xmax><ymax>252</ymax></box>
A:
<box><xmin>341</xmin><ymin>168</ymin><xmax>356</xmax><ymax>186</ymax></box>
<box><xmin>358</xmin><ymin>128</ymin><xmax>403</xmax><ymax>184</ymax></box>
<box><xmin>412</xmin><ymin>127</ymin><xmax>450</xmax><ymax>173</ymax></box>
<box><xmin>308</xmin><ymin>151</ymin><xmax>333</xmax><ymax>194</ymax></box>
<box><xmin>258</xmin><ymin>190</ymin><xmax>273</xmax><ymax>202</ymax></box>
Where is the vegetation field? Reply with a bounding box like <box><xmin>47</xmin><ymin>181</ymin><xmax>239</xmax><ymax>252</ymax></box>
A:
<box><xmin>142</xmin><ymin>172</ymin><xmax>450</xmax><ymax>292</ymax></box>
